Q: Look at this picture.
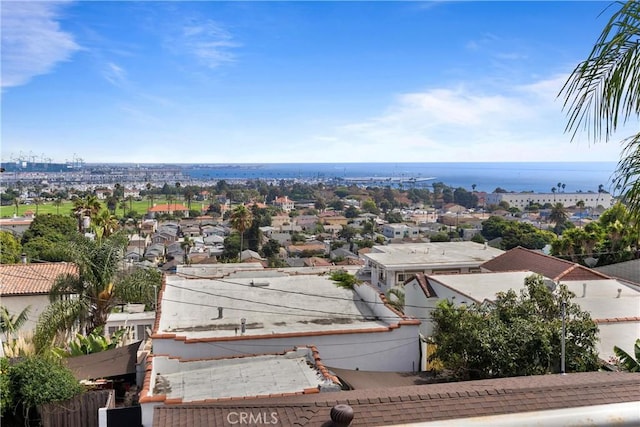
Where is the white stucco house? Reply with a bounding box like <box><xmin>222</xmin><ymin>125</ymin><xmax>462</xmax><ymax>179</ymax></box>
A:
<box><xmin>404</xmin><ymin>270</ymin><xmax>640</xmax><ymax>365</ymax></box>
<box><xmin>150</xmin><ymin>267</ymin><xmax>420</xmax><ymax>372</ymax></box>
<box><xmin>0</xmin><ymin>262</ymin><xmax>78</xmax><ymax>333</ymax></box>
<box><xmin>360</xmin><ymin>242</ymin><xmax>504</xmax><ymax>291</ymax></box>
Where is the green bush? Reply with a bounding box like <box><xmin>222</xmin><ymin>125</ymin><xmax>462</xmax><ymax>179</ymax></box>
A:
<box><xmin>1</xmin><ymin>358</ymin><xmax>12</xmax><ymax>416</ymax></box>
<box><xmin>9</xmin><ymin>357</ymin><xmax>83</xmax><ymax>414</ymax></box>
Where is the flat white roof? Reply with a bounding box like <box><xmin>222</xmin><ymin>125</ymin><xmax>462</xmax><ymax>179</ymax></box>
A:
<box><xmin>158</xmin><ymin>272</ymin><xmax>386</xmax><ymax>339</ymax></box>
<box><xmin>364</xmin><ymin>242</ymin><xmax>504</xmax><ymax>268</ymax></box>
<box><xmin>153</xmin><ymin>347</ymin><xmax>337</xmax><ymax>402</ymax></box>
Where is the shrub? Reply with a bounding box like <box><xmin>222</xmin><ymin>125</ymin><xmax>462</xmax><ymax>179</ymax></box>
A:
<box><xmin>8</xmin><ymin>356</ymin><xmax>83</xmax><ymax>419</ymax></box>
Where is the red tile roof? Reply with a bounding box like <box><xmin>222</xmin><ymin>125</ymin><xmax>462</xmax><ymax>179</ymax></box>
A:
<box><xmin>152</xmin><ymin>371</ymin><xmax>640</xmax><ymax>427</ymax></box>
<box><xmin>480</xmin><ymin>246</ymin><xmax>610</xmax><ymax>282</ymax></box>
<box><xmin>0</xmin><ymin>262</ymin><xmax>78</xmax><ymax>295</ymax></box>
<box><xmin>148</xmin><ymin>204</ymin><xmax>189</xmax><ymax>212</ymax></box>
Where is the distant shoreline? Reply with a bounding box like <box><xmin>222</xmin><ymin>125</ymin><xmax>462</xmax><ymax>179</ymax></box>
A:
<box><xmin>1</xmin><ymin>161</ymin><xmax>618</xmax><ymax>194</ymax></box>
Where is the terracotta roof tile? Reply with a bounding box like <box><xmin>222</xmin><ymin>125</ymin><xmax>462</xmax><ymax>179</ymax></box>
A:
<box><xmin>153</xmin><ymin>372</ymin><xmax>640</xmax><ymax>427</ymax></box>
<box><xmin>0</xmin><ymin>262</ymin><xmax>78</xmax><ymax>295</ymax></box>
<box><xmin>148</xmin><ymin>204</ymin><xmax>189</xmax><ymax>212</ymax></box>
<box><xmin>480</xmin><ymin>246</ymin><xmax>610</xmax><ymax>281</ymax></box>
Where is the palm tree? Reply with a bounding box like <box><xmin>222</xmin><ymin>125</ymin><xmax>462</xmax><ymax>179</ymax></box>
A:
<box><xmin>229</xmin><ymin>205</ymin><xmax>253</xmax><ymax>260</ymax></box>
<box><xmin>551</xmin><ymin>187</ymin><xmax>557</xmax><ymax>202</ymax></box>
<box><xmin>1</xmin><ymin>305</ymin><xmax>30</xmax><ymax>341</ymax></box>
<box><xmin>180</xmin><ymin>236</ymin><xmax>194</xmax><ymax>265</ymax></box>
<box><xmin>576</xmin><ymin>200</ymin><xmax>586</xmax><ymax>227</ymax></box>
<box><xmin>561</xmin><ymin>1</ymin><xmax>640</xmax><ymax>221</ymax></box>
<box><xmin>93</xmin><ymin>210</ymin><xmax>120</xmax><ymax>240</ymax></box>
<box><xmin>33</xmin><ymin>197</ymin><xmax>42</xmax><ymax>215</ymax></box>
<box><xmin>146</xmin><ymin>182</ymin><xmax>153</xmax><ymax>209</ymax></box>
<box><xmin>73</xmin><ymin>195</ymin><xmax>102</xmax><ymax>232</ymax></box>
<box><xmin>33</xmin><ymin>235</ymin><xmax>129</xmax><ymax>350</ymax></box>
<box><xmin>549</xmin><ymin>203</ymin><xmax>568</xmax><ymax>229</ymax></box>
<box><xmin>53</xmin><ymin>196</ymin><xmax>63</xmax><ymax>215</ymax></box>
<box><xmin>13</xmin><ymin>196</ymin><xmax>20</xmax><ymax>216</ymax></box>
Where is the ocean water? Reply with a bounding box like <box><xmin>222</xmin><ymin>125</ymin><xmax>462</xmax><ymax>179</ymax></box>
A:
<box><xmin>184</xmin><ymin>162</ymin><xmax>619</xmax><ymax>194</ymax></box>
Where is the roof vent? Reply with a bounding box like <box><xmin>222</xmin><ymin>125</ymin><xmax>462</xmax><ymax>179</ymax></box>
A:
<box><xmin>329</xmin><ymin>404</ymin><xmax>354</xmax><ymax>426</ymax></box>
<box><xmin>617</xmin><ymin>288</ymin><xmax>622</xmax><ymax>298</ymax></box>
<box><xmin>250</xmin><ymin>280</ymin><xmax>270</xmax><ymax>287</ymax></box>
<box><xmin>582</xmin><ymin>283</ymin><xmax>587</xmax><ymax>298</ymax></box>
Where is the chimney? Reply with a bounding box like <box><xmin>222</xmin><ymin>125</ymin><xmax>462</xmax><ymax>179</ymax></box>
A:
<box><xmin>218</xmin><ymin>307</ymin><xmax>223</xmax><ymax>319</ymax></box>
<box><xmin>329</xmin><ymin>404</ymin><xmax>354</xmax><ymax>427</ymax></box>
<box><xmin>617</xmin><ymin>288</ymin><xmax>622</xmax><ymax>298</ymax></box>
<box><xmin>582</xmin><ymin>283</ymin><xmax>587</xmax><ymax>298</ymax></box>
<box><xmin>21</xmin><ymin>253</ymin><xmax>27</xmax><ymax>264</ymax></box>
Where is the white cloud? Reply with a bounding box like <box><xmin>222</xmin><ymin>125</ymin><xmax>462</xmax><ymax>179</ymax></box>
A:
<box><xmin>174</xmin><ymin>19</ymin><xmax>240</xmax><ymax>69</ymax></box>
<box><xmin>325</xmin><ymin>75</ymin><xmax>623</xmax><ymax>162</ymax></box>
<box><xmin>1</xmin><ymin>1</ymin><xmax>80</xmax><ymax>88</ymax></box>
<box><xmin>103</xmin><ymin>62</ymin><xmax>127</xmax><ymax>87</ymax></box>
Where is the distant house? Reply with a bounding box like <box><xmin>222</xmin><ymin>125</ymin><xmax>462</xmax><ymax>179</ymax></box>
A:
<box><xmin>273</xmin><ymin>196</ymin><xmax>295</xmax><ymax>212</ymax></box>
<box><xmin>319</xmin><ymin>213</ymin><xmax>348</xmax><ymax>227</ymax></box>
<box><xmin>0</xmin><ymin>262</ymin><xmax>78</xmax><ymax>332</ymax></box>
<box><xmin>287</xmin><ymin>242</ymin><xmax>328</xmax><ymax>257</ymax></box>
<box><xmin>140</xmin><ymin>219</ymin><xmax>158</xmax><ymax>235</ymax></box>
<box><xmin>0</xmin><ymin>216</ymin><xmax>33</xmax><ymax>237</ymax></box>
<box><xmin>382</xmin><ymin>223</ymin><xmax>419</xmax><ymax>239</ymax></box>
<box><xmin>271</xmin><ymin>214</ymin><xmax>292</xmax><ymax>228</ymax></box>
<box><xmin>147</xmin><ymin>203</ymin><xmax>190</xmax><ymax>217</ymax></box>
<box><xmin>94</xmin><ymin>189</ymin><xmax>110</xmax><ymax>200</ymax></box>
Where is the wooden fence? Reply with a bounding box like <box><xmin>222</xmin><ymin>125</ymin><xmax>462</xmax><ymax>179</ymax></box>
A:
<box><xmin>38</xmin><ymin>390</ymin><xmax>112</xmax><ymax>427</ymax></box>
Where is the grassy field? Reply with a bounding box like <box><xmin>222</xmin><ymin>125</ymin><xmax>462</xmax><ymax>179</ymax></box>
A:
<box><xmin>0</xmin><ymin>198</ymin><xmax>205</xmax><ymax>219</ymax></box>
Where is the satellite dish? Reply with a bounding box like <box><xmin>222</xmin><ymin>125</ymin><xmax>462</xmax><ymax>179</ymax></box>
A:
<box><xmin>584</xmin><ymin>257</ymin><xmax>598</xmax><ymax>268</ymax></box>
<box><xmin>543</xmin><ymin>279</ymin><xmax>557</xmax><ymax>292</ymax></box>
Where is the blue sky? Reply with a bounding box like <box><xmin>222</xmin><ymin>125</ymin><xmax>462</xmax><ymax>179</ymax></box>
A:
<box><xmin>0</xmin><ymin>1</ymin><xmax>632</xmax><ymax>164</ymax></box>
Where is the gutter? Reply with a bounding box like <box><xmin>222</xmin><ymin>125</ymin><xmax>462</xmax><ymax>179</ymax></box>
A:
<box><xmin>389</xmin><ymin>401</ymin><xmax>640</xmax><ymax>427</ymax></box>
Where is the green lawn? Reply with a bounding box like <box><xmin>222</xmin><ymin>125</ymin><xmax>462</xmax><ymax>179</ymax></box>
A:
<box><xmin>1</xmin><ymin>198</ymin><xmax>207</xmax><ymax>219</ymax></box>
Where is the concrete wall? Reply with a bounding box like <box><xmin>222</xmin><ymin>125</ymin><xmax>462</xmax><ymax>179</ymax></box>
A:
<box><xmin>152</xmin><ymin>324</ymin><xmax>420</xmax><ymax>372</ymax></box>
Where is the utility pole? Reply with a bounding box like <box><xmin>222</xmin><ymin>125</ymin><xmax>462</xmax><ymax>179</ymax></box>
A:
<box><xmin>561</xmin><ymin>300</ymin><xmax>566</xmax><ymax>375</ymax></box>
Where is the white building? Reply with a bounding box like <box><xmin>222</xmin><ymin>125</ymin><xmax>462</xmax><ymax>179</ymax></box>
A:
<box><xmin>360</xmin><ymin>242</ymin><xmax>504</xmax><ymax>291</ymax></box>
<box><xmin>485</xmin><ymin>192</ymin><xmax>613</xmax><ymax>209</ymax></box>
<box><xmin>382</xmin><ymin>223</ymin><xmax>420</xmax><ymax>239</ymax></box>
<box><xmin>139</xmin><ymin>346</ymin><xmax>342</xmax><ymax>427</ymax></box>
<box><xmin>151</xmin><ymin>268</ymin><xmax>420</xmax><ymax>372</ymax></box>
<box><xmin>404</xmin><ymin>270</ymin><xmax>640</xmax><ymax>364</ymax></box>
<box><xmin>0</xmin><ymin>262</ymin><xmax>78</xmax><ymax>333</ymax></box>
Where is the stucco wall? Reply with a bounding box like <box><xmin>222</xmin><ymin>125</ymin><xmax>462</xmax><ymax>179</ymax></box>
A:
<box><xmin>152</xmin><ymin>324</ymin><xmax>420</xmax><ymax>372</ymax></box>
<box><xmin>1</xmin><ymin>294</ymin><xmax>50</xmax><ymax>333</ymax></box>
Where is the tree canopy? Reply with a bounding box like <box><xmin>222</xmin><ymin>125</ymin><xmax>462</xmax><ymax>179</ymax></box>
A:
<box><xmin>430</xmin><ymin>274</ymin><xmax>599</xmax><ymax>380</ymax></box>
<box><xmin>481</xmin><ymin>216</ymin><xmax>555</xmax><ymax>250</ymax></box>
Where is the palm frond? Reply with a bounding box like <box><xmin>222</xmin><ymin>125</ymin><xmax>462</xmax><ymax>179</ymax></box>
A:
<box><xmin>0</xmin><ymin>305</ymin><xmax>31</xmax><ymax>337</ymax></box>
<box><xmin>560</xmin><ymin>1</ymin><xmax>640</xmax><ymax>143</ymax></box>
<box><xmin>613</xmin><ymin>339</ymin><xmax>640</xmax><ymax>372</ymax></box>
<box><xmin>613</xmin><ymin>133</ymin><xmax>640</xmax><ymax>221</ymax></box>
<box><xmin>34</xmin><ymin>299</ymin><xmax>86</xmax><ymax>352</ymax></box>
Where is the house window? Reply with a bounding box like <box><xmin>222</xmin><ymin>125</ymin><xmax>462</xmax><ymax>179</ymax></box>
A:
<box><xmin>397</xmin><ymin>273</ymin><xmax>406</xmax><ymax>282</ymax></box>
<box><xmin>137</xmin><ymin>324</ymin><xmax>152</xmax><ymax>340</ymax></box>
